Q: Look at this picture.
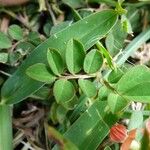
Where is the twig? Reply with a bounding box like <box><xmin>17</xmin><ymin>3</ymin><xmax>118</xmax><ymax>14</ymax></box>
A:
<box><xmin>9</xmin><ymin>40</ymin><xmax>22</xmax><ymax>53</ymax></box>
<box><xmin>46</xmin><ymin>0</ymin><xmax>57</xmax><ymax>25</ymax></box>
<box><xmin>0</xmin><ymin>70</ymin><xmax>11</xmax><ymax>77</ymax></box>
<box><xmin>0</xmin><ymin>15</ymin><xmax>10</xmax><ymax>33</ymax></box>
<box><xmin>13</xmin><ymin>131</ymin><xmax>25</xmax><ymax>148</ymax></box>
<box><xmin>142</xmin><ymin>10</ymin><xmax>148</xmax><ymax>31</ymax></box>
<box><xmin>1</xmin><ymin>9</ymin><xmax>32</xmax><ymax>30</ymax></box>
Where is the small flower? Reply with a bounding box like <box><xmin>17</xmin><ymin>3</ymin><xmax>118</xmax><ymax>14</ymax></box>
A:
<box><xmin>109</xmin><ymin>124</ymin><xmax>127</xmax><ymax>143</ymax></box>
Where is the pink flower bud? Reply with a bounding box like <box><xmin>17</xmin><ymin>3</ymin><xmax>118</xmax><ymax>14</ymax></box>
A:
<box><xmin>110</xmin><ymin>124</ymin><xmax>127</xmax><ymax>143</ymax></box>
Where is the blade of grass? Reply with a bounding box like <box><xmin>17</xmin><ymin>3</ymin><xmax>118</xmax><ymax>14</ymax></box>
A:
<box><xmin>0</xmin><ymin>104</ymin><xmax>12</xmax><ymax>150</ymax></box>
<box><xmin>53</xmin><ymin>101</ymin><xmax>118</xmax><ymax>150</ymax></box>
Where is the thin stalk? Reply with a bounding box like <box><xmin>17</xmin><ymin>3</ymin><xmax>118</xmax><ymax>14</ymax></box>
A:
<box><xmin>0</xmin><ymin>104</ymin><xmax>13</xmax><ymax>150</ymax></box>
<box><xmin>59</xmin><ymin>74</ymin><xmax>96</xmax><ymax>80</ymax></box>
<box><xmin>46</xmin><ymin>0</ymin><xmax>57</xmax><ymax>25</ymax></box>
<box><xmin>96</xmin><ymin>41</ymin><xmax>115</xmax><ymax>70</ymax></box>
<box><xmin>1</xmin><ymin>9</ymin><xmax>31</xmax><ymax>30</ymax></box>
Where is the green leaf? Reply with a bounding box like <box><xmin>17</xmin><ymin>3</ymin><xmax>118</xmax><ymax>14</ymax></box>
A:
<box><xmin>26</xmin><ymin>63</ymin><xmax>56</xmax><ymax>83</ymax></box>
<box><xmin>98</xmin><ymin>86</ymin><xmax>111</xmax><ymax>101</ymax></box>
<box><xmin>0</xmin><ymin>53</ymin><xmax>8</xmax><ymax>63</ymax></box>
<box><xmin>78</xmin><ymin>79</ymin><xmax>97</xmax><ymax>98</ymax></box>
<box><xmin>27</xmin><ymin>31</ymin><xmax>41</xmax><ymax>46</ymax></box>
<box><xmin>117</xmin><ymin>66</ymin><xmax>148</xmax><ymax>92</ymax></box>
<box><xmin>0</xmin><ymin>32</ymin><xmax>12</xmax><ymax>49</ymax></box>
<box><xmin>108</xmin><ymin>65</ymin><xmax>150</xmax><ymax>113</ymax></box>
<box><xmin>107</xmin><ymin>93</ymin><xmax>128</xmax><ymax>113</ymax></box>
<box><xmin>117</xmin><ymin>65</ymin><xmax>150</xmax><ymax>102</ymax></box>
<box><xmin>127</xmin><ymin>7</ymin><xmax>140</xmax><ymax>32</ymax></box>
<box><xmin>47</xmin><ymin>48</ymin><xmax>64</xmax><ymax>76</ymax></box>
<box><xmin>50</xmin><ymin>21</ymin><xmax>72</xmax><ymax>35</ymax></box>
<box><xmin>62</xmin><ymin>0</ymin><xmax>85</xmax><ymax>8</ymax></box>
<box><xmin>8</xmin><ymin>24</ymin><xmax>23</xmax><ymax>40</ymax></box>
<box><xmin>8</xmin><ymin>51</ymin><xmax>20</xmax><ymax>66</ymax></box>
<box><xmin>53</xmin><ymin>79</ymin><xmax>75</xmax><ymax>104</ymax></box>
<box><xmin>105</xmin><ymin>21</ymin><xmax>127</xmax><ymax>56</ymax></box>
<box><xmin>53</xmin><ymin>101</ymin><xmax>117</xmax><ymax>150</ymax></box>
<box><xmin>31</xmin><ymin>86</ymin><xmax>50</xmax><ymax>100</ymax></box>
<box><xmin>124</xmin><ymin>82</ymin><xmax>150</xmax><ymax>102</ymax></box>
<box><xmin>16</xmin><ymin>42</ymin><xmax>35</xmax><ymax>53</ymax></box>
<box><xmin>108</xmin><ymin>68</ymin><xmax>124</xmax><ymax>83</ymax></box>
<box><xmin>50</xmin><ymin>102</ymin><xmax>59</xmax><ymax>124</ymax></box>
<box><xmin>1</xmin><ymin>10</ymin><xmax>118</xmax><ymax>104</ymax></box>
<box><xmin>66</xmin><ymin>39</ymin><xmax>85</xmax><ymax>74</ymax></box>
<box><xmin>83</xmin><ymin>49</ymin><xmax>103</xmax><ymax>74</ymax></box>
<box><xmin>56</xmin><ymin>105</ymin><xmax>68</xmax><ymax>124</ymax></box>
<box><xmin>88</xmin><ymin>0</ymin><xmax>117</xmax><ymax>6</ymax></box>
<box><xmin>69</xmin><ymin>95</ymin><xmax>90</xmax><ymax>122</ymax></box>
<box><xmin>63</xmin><ymin>95</ymin><xmax>79</xmax><ymax>110</ymax></box>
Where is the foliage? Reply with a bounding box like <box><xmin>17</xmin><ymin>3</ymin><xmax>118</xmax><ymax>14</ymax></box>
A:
<box><xmin>0</xmin><ymin>0</ymin><xmax>150</xmax><ymax>150</ymax></box>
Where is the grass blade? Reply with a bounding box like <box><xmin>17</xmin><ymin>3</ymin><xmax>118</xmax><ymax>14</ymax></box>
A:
<box><xmin>0</xmin><ymin>105</ymin><xmax>12</xmax><ymax>150</ymax></box>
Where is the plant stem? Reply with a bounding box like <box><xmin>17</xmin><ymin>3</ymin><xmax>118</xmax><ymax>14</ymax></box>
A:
<box><xmin>1</xmin><ymin>9</ymin><xmax>31</xmax><ymax>30</ymax></box>
<box><xmin>96</xmin><ymin>41</ymin><xmax>115</xmax><ymax>69</ymax></box>
<box><xmin>46</xmin><ymin>0</ymin><xmax>57</xmax><ymax>25</ymax></box>
<box><xmin>59</xmin><ymin>74</ymin><xmax>96</xmax><ymax>80</ymax></box>
<box><xmin>0</xmin><ymin>104</ymin><xmax>13</xmax><ymax>150</ymax></box>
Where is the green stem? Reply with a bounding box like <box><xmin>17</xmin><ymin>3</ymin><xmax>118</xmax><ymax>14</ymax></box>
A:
<box><xmin>0</xmin><ymin>104</ymin><xmax>13</xmax><ymax>150</ymax></box>
<box><xmin>96</xmin><ymin>41</ymin><xmax>115</xmax><ymax>70</ymax></box>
